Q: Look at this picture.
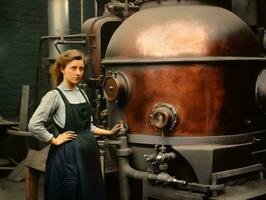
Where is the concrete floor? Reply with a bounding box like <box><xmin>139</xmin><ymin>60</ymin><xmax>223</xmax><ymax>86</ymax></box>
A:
<box><xmin>0</xmin><ymin>170</ymin><xmax>120</xmax><ymax>200</ymax></box>
<box><xmin>0</xmin><ymin>171</ymin><xmax>44</xmax><ymax>200</ymax></box>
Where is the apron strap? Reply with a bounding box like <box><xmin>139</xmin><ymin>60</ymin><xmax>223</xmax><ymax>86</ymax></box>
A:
<box><xmin>55</xmin><ymin>88</ymin><xmax>69</xmax><ymax>104</ymax></box>
<box><xmin>77</xmin><ymin>86</ymin><xmax>90</xmax><ymax>105</ymax></box>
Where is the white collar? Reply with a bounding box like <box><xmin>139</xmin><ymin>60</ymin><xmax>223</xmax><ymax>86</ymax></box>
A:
<box><xmin>58</xmin><ymin>82</ymin><xmax>79</xmax><ymax>91</ymax></box>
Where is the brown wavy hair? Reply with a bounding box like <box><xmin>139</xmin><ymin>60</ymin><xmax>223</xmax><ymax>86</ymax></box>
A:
<box><xmin>50</xmin><ymin>49</ymin><xmax>86</xmax><ymax>86</ymax></box>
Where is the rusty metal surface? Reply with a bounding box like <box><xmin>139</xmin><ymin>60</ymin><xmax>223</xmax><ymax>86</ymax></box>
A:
<box><xmin>135</xmin><ymin>0</ymin><xmax>232</xmax><ymax>10</ymax></box>
<box><xmin>116</xmin><ymin>64</ymin><xmax>262</xmax><ymax>136</ymax></box>
<box><xmin>81</xmin><ymin>16</ymin><xmax>122</xmax><ymax>78</ymax></box>
<box><xmin>104</xmin><ymin>4</ymin><xmax>264</xmax><ymax>137</ymax></box>
<box><xmin>106</xmin><ymin>5</ymin><xmax>260</xmax><ymax>59</ymax></box>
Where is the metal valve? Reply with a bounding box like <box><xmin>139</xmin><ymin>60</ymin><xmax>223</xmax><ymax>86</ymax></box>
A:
<box><xmin>150</xmin><ymin>103</ymin><xmax>178</xmax><ymax>131</ymax></box>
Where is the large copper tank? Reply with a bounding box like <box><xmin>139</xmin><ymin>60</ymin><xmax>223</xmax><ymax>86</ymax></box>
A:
<box><xmin>103</xmin><ymin>3</ymin><xmax>265</xmax><ymax>144</ymax></box>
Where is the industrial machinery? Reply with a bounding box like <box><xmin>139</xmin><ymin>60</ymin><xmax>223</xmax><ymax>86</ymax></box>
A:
<box><xmin>27</xmin><ymin>0</ymin><xmax>266</xmax><ymax>200</ymax></box>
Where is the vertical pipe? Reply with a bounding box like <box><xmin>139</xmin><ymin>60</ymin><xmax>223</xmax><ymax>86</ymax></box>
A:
<box><xmin>118</xmin><ymin>157</ymin><xmax>130</xmax><ymax>200</ymax></box>
<box><xmin>124</xmin><ymin>0</ymin><xmax>129</xmax><ymax>18</ymax></box>
<box><xmin>117</xmin><ymin>136</ymin><xmax>131</xmax><ymax>200</ymax></box>
<box><xmin>80</xmin><ymin>0</ymin><xmax>84</xmax><ymax>30</ymax></box>
<box><xmin>47</xmin><ymin>0</ymin><xmax>70</xmax><ymax>59</ymax></box>
<box><xmin>94</xmin><ymin>0</ymin><xmax>98</xmax><ymax>17</ymax></box>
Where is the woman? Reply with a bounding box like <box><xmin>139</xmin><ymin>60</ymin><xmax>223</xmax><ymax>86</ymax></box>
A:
<box><xmin>28</xmin><ymin>49</ymin><xmax>121</xmax><ymax>200</ymax></box>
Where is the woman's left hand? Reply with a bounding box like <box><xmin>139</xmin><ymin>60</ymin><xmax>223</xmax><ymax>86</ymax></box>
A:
<box><xmin>94</xmin><ymin>122</ymin><xmax>123</xmax><ymax>135</ymax></box>
<box><xmin>110</xmin><ymin>123</ymin><xmax>122</xmax><ymax>135</ymax></box>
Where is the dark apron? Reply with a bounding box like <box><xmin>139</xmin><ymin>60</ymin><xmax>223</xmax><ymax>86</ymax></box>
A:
<box><xmin>45</xmin><ymin>88</ymin><xmax>105</xmax><ymax>200</ymax></box>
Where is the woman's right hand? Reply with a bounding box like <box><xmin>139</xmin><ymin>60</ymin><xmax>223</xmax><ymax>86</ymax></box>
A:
<box><xmin>50</xmin><ymin>131</ymin><xmax>77</xmax><ymax>145</ymax></box>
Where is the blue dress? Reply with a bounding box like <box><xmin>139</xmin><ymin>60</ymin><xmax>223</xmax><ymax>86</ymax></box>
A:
<box><xmin>44</xmin><ymin>88</ymin><xmax>105</xmax><ymax>200</ymax></box>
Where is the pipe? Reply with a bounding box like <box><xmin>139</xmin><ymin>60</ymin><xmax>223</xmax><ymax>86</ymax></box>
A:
<box><xmin>34</xmin><ymin>33</ymin><xmax>87</xmax><ymax>104</ymax></box>
<box><xmin>118</xmin><ymin>155</ymin><xmax>130</xmax><ymax>200</ymax></box>
<box><xmin>80</xmin><ymin>0</ymin><xmax>84</xmax><ymax>30</ymax></box>
<box><xmin>54</xmin><ymin>40</ymin><xmax>86</xmax><ymax>54</ymax></box>
<box><xmin>47</xmin><ymin>0</ymin><xmax>70</xmax><ymax>59</ymax></box>
<box><xmin>40</xmin><ymin>34</ymin><xmax>87</xmax><ymax>40</ymax></box>
<box><xmin>54</xmin><ymin>40</ymin><xmax>86</xmax><ymax>44</ymax></box>
<box><xmin>143</xmin><ymin>183</ymin><xmax>206</xmax><ymax>200</ymax></box>
<box><xmin>120</xmin><ymin>156</ymin><xmax>224</xmax><ymax>193</ymax></box>
<box><xmin>122</xmin><ymin>158</ymin><xmax>186</xmax><ymax>184</ymax></box>
<box><xmin>124</xmin><ymin>0</ymin><xmax>129</xmax><ymax>18</ymax></box>
<box><xmin>114</xmin><ymin>137</ymin><xmax>184</xmax><ymax>200</ymax></box>
<box><xmin>6</xmin><ymin>129</ymin><xmax>31</xmax><ymax>137</ymax></box>
<box><xmin>103</xmin><ymin>135</ymin><xmax>224</xmax><ymax>200</ymax></box>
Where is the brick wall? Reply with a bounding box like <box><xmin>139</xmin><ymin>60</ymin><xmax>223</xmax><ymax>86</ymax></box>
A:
<box><xmin>0</xmin><ymin>0</ymin><xmax>48</xmax><ymax>119</ymax></box>
<box><xmin>0</xmin><ymin>0</ymin><xmax>94</xmax><ymax>120</ymax></box>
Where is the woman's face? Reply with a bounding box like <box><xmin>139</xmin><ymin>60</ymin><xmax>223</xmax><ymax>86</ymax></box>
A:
<box><xmin>61</xmin><ymin>59</ymin><xmax>85</xmax><ymax>88</ymax></box>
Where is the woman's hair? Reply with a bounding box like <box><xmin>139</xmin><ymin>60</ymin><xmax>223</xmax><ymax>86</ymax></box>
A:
<box><xmin>50</xmin><ymin>49</ymin><xmax>86</xmax><ymax>86</ymax></box>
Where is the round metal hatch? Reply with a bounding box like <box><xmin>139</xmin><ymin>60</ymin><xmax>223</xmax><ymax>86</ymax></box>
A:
<box><xmin>103</xmin><ymin>71</ymin><xmax>131</xmax><ymax>106</ymax></box>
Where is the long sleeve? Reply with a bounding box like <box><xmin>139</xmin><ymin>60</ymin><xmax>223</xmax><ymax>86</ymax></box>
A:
<box><xmin>29</xmin><ymin>84</ymin><xmax>99</xmax><ymax>142</ymax></box>
<box><xmin>28</xmin><ymin>90</ymin><xmax>60</xmax><ymax>143</ymax></box>
<box><xmin>90</xmin><ymin>117</ymin><xmax>97</xmax><ymax>133</ymax></box>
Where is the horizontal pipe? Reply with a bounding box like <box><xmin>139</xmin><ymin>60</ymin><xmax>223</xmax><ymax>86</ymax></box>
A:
<box><xmin>119</xmin><ymin>156</ymin><xmax>224</xmax><ymax>193</ymax></box>
<box><xmin>55</xmin><ymin>40</ymin><xmax>86</xmax><ymax>44</ymax></box>
<box><xmin>6</xmin><ymin>129</ymin><xmax>32</xmax><ymax>137</ymax></box>
<box><xmin>101</xmin><ymin>132</ymin><xmax>225</xmax><ymax>199</ymax></box>
<box><xmin>144</xmin><ymin>182</ymin><xmax>207</xmax><ymax>200</ymax></box>
<box><xmin>123</xmin><ymin>161</ymin><xmax>186</xmax><ymax>184</ymax></box>
<box><xmin>54</xmin><ymin>39</ymin><xmax>86</xmax><ymax>54</ymax></box>
<box><xmin>0</xmin><ymin>166</ymin><xmax>15</xmax><ymax>170</ymax></box>
<box><xmin>252</xmin><ymin>149</ymin><xmax>266</xmax><ymax>155</ymax></box>
<box><xmin>40</xmin><ymin>34</ymin><xmax>87</xmax><ymax>40</ymax></box>
<box><xmin>102</xmin><ymin>56</ymin><xmax>266</xmax><ymax>65</ymax></box>
<box><xmin>110</xmin><ymin>136</ymin><xmax>225</xmax><ymax>194</ymax></box>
